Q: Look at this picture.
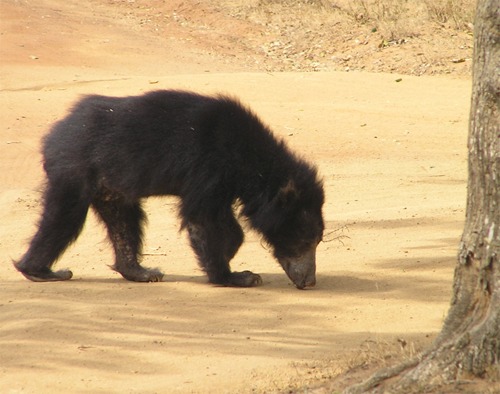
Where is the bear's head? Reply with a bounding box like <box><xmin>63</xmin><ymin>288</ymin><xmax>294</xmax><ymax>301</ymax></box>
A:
<box><xmin>248</xmin><ymin>176</ymin><xmax>325</xmax><ymax>289</ymax></box>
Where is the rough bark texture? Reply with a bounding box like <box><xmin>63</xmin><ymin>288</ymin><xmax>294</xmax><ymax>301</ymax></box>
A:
<box><xmin>344</xmin><ymin>0</ymin><xmax>499</xmax><ymax>392</ymax></box>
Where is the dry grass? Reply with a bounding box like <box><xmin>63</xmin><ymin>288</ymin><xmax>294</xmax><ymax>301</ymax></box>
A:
<box><xmin>280</xmin><ymin>337</ymin><xmax>500</xmax><ymax>393</ymax></box>
<box><xmin>272</xmin><ymin>338</ymin><xmax>425</xmax><ymax>393</ymax></box>
<box><xmin>336</xmin><ymin>0</ymin><xmax>474</xmax><ymax>39</ymax></box>
<box><xmin>245</xmin><ymin>0</ymin><xmax>475</xmax><ymax>39</ymax></box>
<box><xmin>424</xmin><ymin>0</ymin><xmax>476</xmax><ymax>29</ymax></box>
<box><xmin>254</xmin><ymin>0</ymin><xmax>476</xmax><ymax>26</ymax></box>
<box><xmin>219</xmin><ymin>0</ymin><xmax>475</xmax><ymax>74</ymax></box>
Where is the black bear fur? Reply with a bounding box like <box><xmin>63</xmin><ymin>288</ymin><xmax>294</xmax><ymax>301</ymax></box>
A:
<box><xmin>15</xmin><ymin>90</ymin><xmax>324</xmax><ymax>288</ymax></box>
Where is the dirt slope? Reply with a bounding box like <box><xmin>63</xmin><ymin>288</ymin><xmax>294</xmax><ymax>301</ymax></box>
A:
<box><xmin>0</xmin><ymin>1</ymin><xmax>477</xmax><ymax>392</ymax></box>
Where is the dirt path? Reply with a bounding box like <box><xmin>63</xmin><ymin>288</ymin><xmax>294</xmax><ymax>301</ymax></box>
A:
<box><xmin>1</xmin><ymin>1</ymin><xmax>470</xmax><ymax>392</ymax></box>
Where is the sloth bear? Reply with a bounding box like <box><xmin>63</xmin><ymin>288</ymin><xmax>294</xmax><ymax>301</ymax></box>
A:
<box><xmin>15</xmin><ymin>90</ymin><xmax>324</xmax><ymax>289</ymax></box>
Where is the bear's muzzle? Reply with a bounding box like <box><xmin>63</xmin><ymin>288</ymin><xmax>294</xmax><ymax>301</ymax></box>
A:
<box><xmin>279</xmin><ymin>246</ymin><xmax>317</xmax><ymax>289</ymax></box>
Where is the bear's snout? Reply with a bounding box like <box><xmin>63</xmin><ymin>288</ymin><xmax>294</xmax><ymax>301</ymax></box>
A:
<box><xmin>279</xmin><ymin>246</ymin><xmax>317</xmax><ymax>290</ymax></box>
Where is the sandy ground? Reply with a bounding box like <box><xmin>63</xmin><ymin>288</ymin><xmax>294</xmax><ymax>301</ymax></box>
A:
<box><xmin>1</xmin><ymin>1</ymin><xmax>471</xmax><ymax>392</ymax></box>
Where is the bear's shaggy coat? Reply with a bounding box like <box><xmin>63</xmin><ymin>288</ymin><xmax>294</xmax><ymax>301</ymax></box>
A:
<box><xmin>15</xmin><ymin>90</ymin><xmax>324</xmax><ymax>288</ymax></box>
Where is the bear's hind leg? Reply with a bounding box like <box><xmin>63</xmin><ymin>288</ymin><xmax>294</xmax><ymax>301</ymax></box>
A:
<box><xmin>186</xmin><ymin>210</ymin><xmax>262</xmax><ymax>287</ymax></box>
<box><xmin>92</xmin><ymin>197</ymin><xmax>163</xmax><ymax>282</ymax></box>
<box><xmin>14</xmin><ymin>183</ymin><xmax>89</xmax><ymax>281</ymax></box>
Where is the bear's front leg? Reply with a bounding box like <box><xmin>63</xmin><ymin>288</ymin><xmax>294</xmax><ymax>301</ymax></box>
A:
<box><xmin>186</xmin><ymin>212</ymin><xmax>262</xmax><ymax>287</ymax></box>
<box><xmin>225</xmin><ymin>270</ymin><xmax>263</xmax><ymax>287</ymax></box>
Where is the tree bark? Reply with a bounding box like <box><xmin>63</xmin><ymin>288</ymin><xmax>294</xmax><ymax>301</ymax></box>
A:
<box><xmin>344</xmin><ymin>0</ymin><xmax>499</xmax><ymax>392</ymax></box>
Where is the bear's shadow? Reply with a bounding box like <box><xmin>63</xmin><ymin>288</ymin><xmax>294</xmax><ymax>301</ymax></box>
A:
<box><xmin>77</xmin><ymin>272</ymin><xmax>350</xmax><ymax>293</ymax></box>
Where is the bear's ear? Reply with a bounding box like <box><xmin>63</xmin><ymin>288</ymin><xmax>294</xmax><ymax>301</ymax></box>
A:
<box><xmin>276</xmin><ymin>180</ymin><xmax>299</xmax><ymax>206</ymax></box>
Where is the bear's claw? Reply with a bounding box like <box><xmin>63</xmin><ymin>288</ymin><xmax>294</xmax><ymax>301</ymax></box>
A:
<box><xmin>225</xmin><ymin>271</ymin><xmax>263</xmax><ymax>287</ymax></box>
<box><xmin>14</xmin><ymin>264</ymin><xmax>73</xmax><ymax>282</ymax></box>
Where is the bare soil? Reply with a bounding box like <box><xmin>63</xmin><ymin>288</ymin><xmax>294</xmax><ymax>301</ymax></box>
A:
<box><xmin>1</xmin><ymin>0</ymin><xmax>489</xmax><ymax>392</ymax></box>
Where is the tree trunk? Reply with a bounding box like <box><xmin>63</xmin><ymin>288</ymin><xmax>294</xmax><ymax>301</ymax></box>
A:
<box><xmin>344</xmin><ymin>0</ymin><xmax>499</xmax><ymax>392</ymax></box>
